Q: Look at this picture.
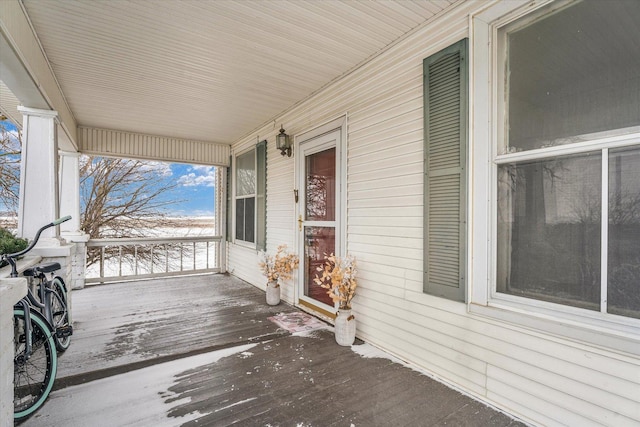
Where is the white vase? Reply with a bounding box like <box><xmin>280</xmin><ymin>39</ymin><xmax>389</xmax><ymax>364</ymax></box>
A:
<box><xmin>266</xmin><ymin>281</ymin><xmax>280</xmax><ymax>305</ymax></box>
<box><xmin>334</xmin><ymin>309</ymin><xmax>356</xmax><ymax>346</ymax></box>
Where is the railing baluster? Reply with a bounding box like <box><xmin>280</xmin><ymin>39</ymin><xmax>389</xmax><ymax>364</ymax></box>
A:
<box><xmin>100</xmin><ymin>247</ymin><xmax>105</xmax><ymax>280</ymax></box>
<box><xmin>193</xmin><ymin>242</ymin><xmax>196</xmax><ymax>270</ymax></box>
<box><xmin>134</xmin><ymin>245</ymin><xmax>138</xmax><ymax>275</ymax></box>
<box><xmin>118</xmin><ymin>246</ymin><xmax>123</xmax><ymax>277</ymax></box>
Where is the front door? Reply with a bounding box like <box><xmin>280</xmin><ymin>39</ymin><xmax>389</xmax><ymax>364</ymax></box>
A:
<box><xmin>297</xmin><ymin>128</ymin><xmax>342</xmax><ymax>314</ymax></box>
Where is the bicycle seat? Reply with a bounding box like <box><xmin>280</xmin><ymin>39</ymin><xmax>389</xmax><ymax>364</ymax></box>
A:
<box><xmin>23</xmin><ymin>262</ymin><xmax>61</xmax><ymax>276</ymax></box>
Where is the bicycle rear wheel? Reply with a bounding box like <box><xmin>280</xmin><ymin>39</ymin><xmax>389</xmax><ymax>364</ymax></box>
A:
<box><xmin>13</xmin><ymin>308</ymin><xmax>58</xmax><ymax>422</ymax></box>
<box><xmin>50</xmin><ymin>277</ymin><xmax>71</xmax><ymax>351</ymax></box>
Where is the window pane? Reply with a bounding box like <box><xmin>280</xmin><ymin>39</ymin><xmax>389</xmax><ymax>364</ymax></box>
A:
<box><xmin>502</xmin><ymin>0</ymin><xmax>640</xmax><ymax>153</ymax></box>
<box><xmin>306</xmin><ymin>148</ymin><xmax>336</xmax><ymax>221</ymax></box>
<box><xmin>235</xmin><ymin>199</ymin><xmax>245</xmax><ymax>241</ymax></box>
<box><xmin>244</xmin><ymin>196</ymin><xmax>255</xmax><ymax>243</ymax></box>
<box><xmin>497</xmin><ymin>153</ymin><xmax>601</xmax><ymax>310</ymax></box>
<box><xmin>236</xmin><ymin>150</ymin><xmax>255</xmax><ymax>196</ymax></box>
<box><xmin>609</xmin><ymin>146</ymin><xmax>640</xmax><ymax>319</ymax></box>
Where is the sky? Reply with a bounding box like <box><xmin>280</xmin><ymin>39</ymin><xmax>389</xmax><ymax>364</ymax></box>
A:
<box><xmin>0</xmin><ymin>120</ymin><xmax>216</xmax><ymax>217</ymax></box>
<box><xmin>163</xmin><ymin>163</ymin><xmax>216</xmax><ymax>217</ymax></box>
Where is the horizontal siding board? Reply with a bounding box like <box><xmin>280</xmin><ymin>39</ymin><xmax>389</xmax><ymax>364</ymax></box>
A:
<box><xmin>348</xmin><ymin>173</ymin><xmax>422</xmax><ymax>192</ymax></box>
<box><xmin>349</xmin><ymin>234</ymin><xmax>422</xmax><ymax>250</ymax></box>
<box><xmin>348</xmin><ymin>151</ymin><xmax>423</xmax><ymax>176</ymax></box>
<box><xmin>349</xmin><ymin>183</ymin><xmax>422</xmax><ymax>200</ymax></box>
<box><xmin>349</xmin><ymin>195</ymin><xmax>422</xmax><ymax>209</ymax></box>
<box><xmin>348</xmin><ymin>130</ymin><xmax>423</xmax><ymax>160</ymax></box>
<box><xmin>488</xmin><ymin>364</ymin><xmax>640</xmax><ymax>423</ymax></box>
<box><xmin>487</xmin><ymin>377</ymin><xmax>603</xmax><ymax>427</ymax></box>
<box><xmin>349</xmin><ymin>225</ymin><xmax>422</xmax><ymax>239</ymax></box>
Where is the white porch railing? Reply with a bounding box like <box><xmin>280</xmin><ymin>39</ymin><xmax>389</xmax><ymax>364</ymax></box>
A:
<box><xmin>86</xmin><ymin>236</ymin><xmax>222</xmax><ymax>284</ymax></box>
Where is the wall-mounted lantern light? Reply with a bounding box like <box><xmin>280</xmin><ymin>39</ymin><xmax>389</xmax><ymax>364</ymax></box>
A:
<box><xmin>276</xmin><ymin>125</ymin><xmax>292</xmax><ymax>157</ymax></box>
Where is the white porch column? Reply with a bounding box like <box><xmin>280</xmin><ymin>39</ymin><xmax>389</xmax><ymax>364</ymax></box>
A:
<box><xmin>59</xmin><ymin>151</ymin><xmax>82</xmax><ymax>235</ymax></box>
<box><xmin>17</xmin><ymin>106</ymin><xmax>60</xmax><ymax>244</ymax></box>
<box><xmin>59</xmin><ymin>151</ymin><xmax>89</xmax><ymax>290</ymax></box>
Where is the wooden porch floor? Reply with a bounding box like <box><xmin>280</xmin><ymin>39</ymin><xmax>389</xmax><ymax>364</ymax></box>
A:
<box><xmin>22</xmin><ymin>275</ymin><xmax>526</xmax><ymax>427</ymax></box>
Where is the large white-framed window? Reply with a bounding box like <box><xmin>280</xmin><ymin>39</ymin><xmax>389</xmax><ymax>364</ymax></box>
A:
<box><xmin>472</xmin><ymin>0</ymin><xmax>640</xmax><ymax>351</ymax></box>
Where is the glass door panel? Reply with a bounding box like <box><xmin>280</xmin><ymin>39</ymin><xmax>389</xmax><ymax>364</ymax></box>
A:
<box><xmin>304</xmin><ymin>226</ymin><xmax>335</xmax><ymax>306</ymax></box>
<box><xmin>298</xmin><ymin>131</ymin><xmax>340</xmax><ymax>310</ymax></box>
<box><xmin>306</xmin><ymin>148</ymin><xmax>336</xmax><ymax>221</ymax></box>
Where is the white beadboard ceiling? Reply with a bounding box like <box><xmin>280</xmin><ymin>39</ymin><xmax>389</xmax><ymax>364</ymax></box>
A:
<box><xmin>19</xmin><ymin>0</ymin><xmax>456</xmax><ymax>145</ymax></box>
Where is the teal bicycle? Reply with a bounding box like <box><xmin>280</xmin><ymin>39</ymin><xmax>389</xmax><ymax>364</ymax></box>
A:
<box><xmin>3</xmin><ymin>216</ymin><xmax>72</xmax><ymax>422</ymax></box>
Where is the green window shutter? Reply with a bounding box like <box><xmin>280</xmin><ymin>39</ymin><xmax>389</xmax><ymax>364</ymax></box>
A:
<box><xmin>423</xmin><ymin>38</ymin><xmax>468</xmax><ymax>302</ymax></box>
<box><xmin>256</xmin><ymin>140</ymin><xmax>267</xmax><ymax>251</ymax></box>
<box><xmin>226</xmin><ymin>156</ymin><xmax>232</xmax><ymax>242</ymax></box>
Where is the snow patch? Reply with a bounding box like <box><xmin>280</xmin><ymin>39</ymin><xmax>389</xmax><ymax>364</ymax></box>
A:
<box><xmin>350</xmin><ymin>342</ymin><xmax>404</xmax><ymax>365</ymax></box>
<box><xmin>31</xmin><ymin>343</ymin><xmax>257</xmax><ymax>427</ymax></box>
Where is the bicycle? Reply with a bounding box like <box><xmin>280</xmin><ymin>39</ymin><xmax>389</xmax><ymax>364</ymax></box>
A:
<box><xmin>3</xmin><ymin>216</ymin><xmax>72</xmax><ymax>422</ymax></box>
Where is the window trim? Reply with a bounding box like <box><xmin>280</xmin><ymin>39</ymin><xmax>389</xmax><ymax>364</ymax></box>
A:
<box><xmin>470</xmin><ymin>0</ymin><xmax>640</xmax><ymax>355</ymax></box>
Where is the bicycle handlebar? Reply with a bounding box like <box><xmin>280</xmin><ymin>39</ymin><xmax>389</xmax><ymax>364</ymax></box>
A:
<box><xmin>52</xmin><ymin>215</ymin><xmax>72</xmax><ymax>226</ymax></box>
<box><xmin>1</xmin><ymin>216</ymin><xmax>72</xmax><ymax>260</ymax></box>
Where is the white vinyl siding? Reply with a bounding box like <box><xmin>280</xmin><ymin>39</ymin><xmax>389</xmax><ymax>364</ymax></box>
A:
<box><xmin>229</xmin><ymin>1</ymin><xmax>640</xmax><ymax>425</ymax></box>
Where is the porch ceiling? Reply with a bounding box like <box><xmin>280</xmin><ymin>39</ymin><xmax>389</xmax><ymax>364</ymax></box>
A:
<box><xmin>16</xmin><ymin>0</ymin><xmax>456</xmax><ymax>145</ymax></box>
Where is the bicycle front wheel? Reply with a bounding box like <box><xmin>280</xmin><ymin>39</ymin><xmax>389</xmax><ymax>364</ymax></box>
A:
<box><xmin>14</xmin><ymin>308</ymin><xmax>58</xmax><ymax>422</ymax></box>
<box><xmin>50</xmin><ymin>277</ymin><xmax>71</xmax><ymax>351</ymax></box>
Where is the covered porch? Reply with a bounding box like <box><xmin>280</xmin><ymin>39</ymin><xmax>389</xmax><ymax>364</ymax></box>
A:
<box><xmin>22</xmin><ymin>274</ymin><xmax>523</xmax><ymax>426</ymax></box>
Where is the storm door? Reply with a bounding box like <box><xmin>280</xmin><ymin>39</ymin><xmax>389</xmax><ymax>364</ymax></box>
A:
<box><xmin>297</xmin><ymin>128</ymin><xmax>342</xmax><ymax>315</ymax></box>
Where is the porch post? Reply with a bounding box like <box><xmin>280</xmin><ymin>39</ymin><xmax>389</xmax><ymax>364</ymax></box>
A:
<box><xmin>16</xmin><ymin>106</ymin><xmax>60</xmax><ymax>244</ymax></box>
<box><xmin>217</xmin><ymin>166</ymin><xmax>227</xmax><ymax>273</ymax></box>
<box><xmin>59</xmin><ymin>151</ymin><xmax>90</xmax><ymax>290</ymax></box>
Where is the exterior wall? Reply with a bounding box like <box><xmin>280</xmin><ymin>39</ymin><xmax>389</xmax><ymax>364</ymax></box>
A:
<box><xmin>229</xmin><ymin>1</ymin><xmax>640</xmax><ymax>425</ymax></box>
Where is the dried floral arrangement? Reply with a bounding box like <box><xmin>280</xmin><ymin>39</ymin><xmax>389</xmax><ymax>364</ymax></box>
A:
<box><xmin>258</xmin><ymin>244</ymin><xmax>299</xmax><ymax>287</ymax></box>
<box><xmin>314</xmin><ymin>253</ymin><xmax>357</xmax><ymax>310</ymax></box>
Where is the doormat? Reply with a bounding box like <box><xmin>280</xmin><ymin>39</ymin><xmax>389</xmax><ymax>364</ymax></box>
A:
<box><xmin>268</xmin><ymin>312</ymin><xmax>327</xmax><ymax>333</ymax></box>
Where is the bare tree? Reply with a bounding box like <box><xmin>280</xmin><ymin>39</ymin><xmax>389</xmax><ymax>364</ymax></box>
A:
<box><xmin>0</xmin><ymin>120</ymin><xmax>21</xmax><ymax>216</ymax></box>
<box><xmin>80</xmin><ymin>156</ymin><xmax>185</xmax><ymax>266</ymax></box>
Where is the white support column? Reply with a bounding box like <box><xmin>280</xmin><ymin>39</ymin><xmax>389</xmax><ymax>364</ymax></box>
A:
<box><xmin>17</xmin><ymin>106</ymin><xmax>60</xmax><ymax>244</ymax></box>
<box><xmin>59</xmin><ymin>151</ymin><xmax>89</xmax><ymax>290</ymax></box>
<box><xmin>217</xmin><ymin>166</ymin><xmax>227</xmax><ymax>273</ymax></box>
<box><xmin>59</xmin><ymin>151</ymin><xmax>82</xmax><ymax>235</ymax></box>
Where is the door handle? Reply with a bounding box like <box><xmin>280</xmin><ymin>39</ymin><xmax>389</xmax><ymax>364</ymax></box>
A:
<box><xmin>298</xmin><ymin>215</ymin><xmax>303</xmax><ymax>231</ymax></box>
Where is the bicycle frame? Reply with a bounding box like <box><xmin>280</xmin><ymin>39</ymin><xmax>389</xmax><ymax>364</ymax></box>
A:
<box><xmin>15</xmin><ymin>298</ymin><xmax>33</xmax><ymax>359</ymax></box>
<box><xmin>25</xmin><ymin>284</ymin><xmax>55</xmax><ymax>331</ymax></box>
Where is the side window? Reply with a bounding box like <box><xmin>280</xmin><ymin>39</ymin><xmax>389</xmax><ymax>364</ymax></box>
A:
<box><xmin>423</xmin><ymin>39</ymin><xmax>468</xmax><ymax>302</ymax></box>
<box><xmin>232</xmin><ymin>141</ymin><xmax>266</xmax><ymax>249</ymax></box>
<box><xmin>235</xmin><ymin>149</ymin><xmax>256</xmax><ymax>243</ymax></box>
